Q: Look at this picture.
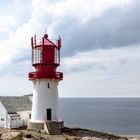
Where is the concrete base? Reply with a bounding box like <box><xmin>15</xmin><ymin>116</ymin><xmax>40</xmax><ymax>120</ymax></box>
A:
<box><xmin>28</xmin><ymin>120</ymin><xmax>64</xmax><ymax>135</ymax></box>
<box><xmin>28</xmin><ymin>121</ymin><xmax>44</xmax><ymax>130</ymax></box>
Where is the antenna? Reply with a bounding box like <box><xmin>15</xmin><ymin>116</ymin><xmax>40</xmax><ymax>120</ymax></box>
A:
<box><xmin>45</xmin><ymin>28</ymin><xmax>47</xmax><ymax>34</ymax></box>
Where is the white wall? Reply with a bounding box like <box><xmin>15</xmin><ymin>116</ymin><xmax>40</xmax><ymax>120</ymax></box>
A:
<box><xmin>0</xmin><ymin>101</ymin><xmax>7</xmax><ymax>128</ymax></box>
<box><xmin>7</xmin><ymin>115</ymin><xmax>10</xmax><ymax>128</ymax></box>
<box><xmin>17</xmin><ymin>110</ymin><xmax>31</xmax><ymax>126</ymax></box>
<box><xmin>30</xmin><ymin>79</ymin><xmax>60</xmax><ymax>122</ymax></box>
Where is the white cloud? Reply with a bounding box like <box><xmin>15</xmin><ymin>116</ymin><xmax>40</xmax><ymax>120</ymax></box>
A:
<box><xmin>62</xmin><ymin>45</ymin><xmax>140</xmax><ymax>73</ymax></box>
<box><xmin>59</xmin><ymin>45</ymin><xmax>140</xmax><ymax>97</ymax></box>
<box><xmin>0</xmin><ymin>0</ymin><xmax>133</xmax><ymax>65</ymax></box>
<box><xmin>0</xmin><ymin>0</ymin><xmax>32</xmax><ymax>40</ymax></box>
<box><xmin>0</xmin><ymin>73</ymin><xmax>32</xmax><ymax>96</ymax></box>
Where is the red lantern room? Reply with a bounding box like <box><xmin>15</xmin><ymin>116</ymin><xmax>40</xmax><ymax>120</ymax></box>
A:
<box><xmin>29</xmin><ymin>34</ymin><xmax>63</xmax><ymax>80</ymax></box>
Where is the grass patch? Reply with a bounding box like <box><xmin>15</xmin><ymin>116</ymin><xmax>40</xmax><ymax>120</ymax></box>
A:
<box><xmin>11</xmin><ymin>135</ymin><xmax>22</xmax><ymax>140</ymax></box>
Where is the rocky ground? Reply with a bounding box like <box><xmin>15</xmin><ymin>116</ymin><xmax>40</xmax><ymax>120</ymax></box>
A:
<box><xmin>62</xmin><ymin>127</ymin><xmax>128</xmax><ymax>140</ymax></box>
<box><xmin>0</xmin><ymin>127</ymin><xmax>139</xmax><ymax>140</ymax></box>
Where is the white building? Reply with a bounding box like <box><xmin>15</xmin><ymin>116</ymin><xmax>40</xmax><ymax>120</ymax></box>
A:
<box><xmin>0</xmin><ymin>95</ymin><xmax>32</xmax><ymax>128</ymax></box>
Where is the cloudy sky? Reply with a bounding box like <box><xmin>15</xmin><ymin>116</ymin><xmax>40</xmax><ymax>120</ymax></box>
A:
<box><xmin>0</xmin><ymin>0</ymin><xmax>140</xmax><ymax>97</ymax></box>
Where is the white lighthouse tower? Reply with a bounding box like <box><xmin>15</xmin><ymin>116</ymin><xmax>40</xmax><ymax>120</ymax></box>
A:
<box><xmin>28</xmin><ymin>33</ymin><xmax>63</xmax><ymax>134</ymax></box>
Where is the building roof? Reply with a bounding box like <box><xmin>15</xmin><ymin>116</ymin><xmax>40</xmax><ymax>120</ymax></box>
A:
<box><xmin>0</xmin><ymin>96</ymin><xmax>32</xmax><ymax>113</ymax></box>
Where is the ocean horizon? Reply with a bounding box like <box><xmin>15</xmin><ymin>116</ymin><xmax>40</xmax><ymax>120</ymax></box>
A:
<box><xmin>59</xmin><ymin>98</ymin><xmax>140</xmax><ymax>135</ymax></box>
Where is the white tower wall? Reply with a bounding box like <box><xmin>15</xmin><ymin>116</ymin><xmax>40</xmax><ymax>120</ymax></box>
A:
<box><xmin>30</xmin><ymin>79</ymin><xmax>60</xmax><ymax>123</ymax></box>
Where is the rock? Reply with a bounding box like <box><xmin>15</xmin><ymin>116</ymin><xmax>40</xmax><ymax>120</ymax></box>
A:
<box><xmin>129</xmin><ymin>138</ymin><xmax>140</xmax><ymax>140</ymax></box>
<box><xmin>63</xmin><ymin>127</ymin><xmax>128</xmax><ymax>140</ymax></box>
<box><xmin>1</xmin><ymin>132</ymin><xmax>21</xmax><ymax>140</ymax></box>
<box><xmin>22</xmin><ymin>138</ymin><xmax>34</xmax><ymax>140</ymax></box>
<box><xmin>81</xmin><ymin>137</ymin><xmax>103</xmax><ymax>140</ymax></box>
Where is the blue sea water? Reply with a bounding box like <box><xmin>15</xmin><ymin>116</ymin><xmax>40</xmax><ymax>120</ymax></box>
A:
<box><xmin>59</xmin><ymin>98</ymin><xmax>140</xmax><ymax>135</ymax></box>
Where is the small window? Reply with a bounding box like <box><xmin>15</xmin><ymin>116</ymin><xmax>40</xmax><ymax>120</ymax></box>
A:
<box><xmin>29</xmin><ymin>114</ymin><xmax>31</xmax><ymax>119</ymax></box>
<box><xmin>48</xmin><ymin>83</ymin><xmax>50</xmax><ymax>88</ymax></box>
<box><xmin>1</xmin><ymin>118</ymin><xmax>4</xmax><ymax>121</ymax></box>
<box><xmin>12</xmin><ymin>118</ymin><xmax>14</xmax><ymax>121</ymax></box>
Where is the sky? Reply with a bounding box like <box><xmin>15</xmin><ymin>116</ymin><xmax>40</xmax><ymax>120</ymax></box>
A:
<box><xmin>0</xmin><ymin>0</ymin><xmax>140</xmax><ymax>97</ymax></box>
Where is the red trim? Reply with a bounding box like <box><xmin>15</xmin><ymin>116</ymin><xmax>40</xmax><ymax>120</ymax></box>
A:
<box><xmin>29</xmin><ymin>71</ymin><xmax>63</xmax><ymax>80</ymax></box>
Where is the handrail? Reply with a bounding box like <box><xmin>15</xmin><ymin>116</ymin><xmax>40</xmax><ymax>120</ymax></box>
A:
<box><xmin>29</xmin><ymin>71</ymin><xmax>63</xmax><ymax>80</ymax></box>
<box><xmin>52</xmin><ymin>115</ymin><xmax>58</xmax><ymax>122</ymax></box>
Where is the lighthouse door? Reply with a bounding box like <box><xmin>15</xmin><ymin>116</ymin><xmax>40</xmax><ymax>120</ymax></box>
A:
<box><xmin>46</xmin><ymin>109</ymin><xmax>52</xmax><ymax>121</ymax></box>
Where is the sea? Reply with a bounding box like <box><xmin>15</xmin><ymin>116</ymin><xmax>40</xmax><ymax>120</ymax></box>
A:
<box><xmin>59</xmin><ymin>98</ymin><xmax>140</xmax><ymax>135</ymax></box>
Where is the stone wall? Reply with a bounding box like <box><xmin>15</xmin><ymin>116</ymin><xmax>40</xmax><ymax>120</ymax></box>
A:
<box><xmin>28</xmin><ymin>122</ymin><xmax>44</xmax><ymax>130</ymax></box>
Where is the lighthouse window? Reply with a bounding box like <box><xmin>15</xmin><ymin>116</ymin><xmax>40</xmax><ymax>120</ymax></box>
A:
<box><xmin>33</xmin><ymin>48</ymin><xmax>42</xmax><ymax>64</ymax></box>
<box><xmin>29</xmin><ymin>114</ymin><xmax>31</xmax><ymax>119</ymax></box>
<box><xmin>54</xmin><ymin>48</ymin><xmax>59</xmax><ymax>64</ymax></box>
<box><xmin>48</xmin><ymin>83</ymin><xmax>50</xmax><ymax>88</ymax></box>
<box><xmin>1</xmin><ymin>118</ymin><xmax>4</xmax><ymax>121</ymax></box>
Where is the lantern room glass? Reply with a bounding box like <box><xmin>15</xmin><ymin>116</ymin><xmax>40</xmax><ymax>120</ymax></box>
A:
<box><xmin>33</xmin><ymin>47</ymin><xmax>42</xmax><ymax>64</ymax></box>
<box><xmin>54</xmin><ymin>48</ymin><xmax>59</xmax><ymax>64</ymax></box>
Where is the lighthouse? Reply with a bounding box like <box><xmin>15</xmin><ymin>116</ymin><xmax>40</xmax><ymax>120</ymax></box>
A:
<box><xmin>28</xmin><ymin>33</ymin><xmax>63</xmax><ymax>134</ymax></box>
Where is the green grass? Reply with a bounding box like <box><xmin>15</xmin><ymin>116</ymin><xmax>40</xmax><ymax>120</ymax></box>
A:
<box><xmin>11</xmin><ymin>135</ymin><xmax>22</xmax><ymax>140</ymax></box>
